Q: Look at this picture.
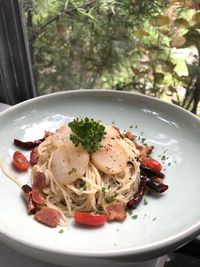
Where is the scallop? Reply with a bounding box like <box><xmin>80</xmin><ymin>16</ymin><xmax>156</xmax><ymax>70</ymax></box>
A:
<box><xmin>50</xmin><ymin>125</ymin><xmax>72</xmax><ymax>147</ymax></box>
<box><xmin>104</xmin><ymin>125</ymin><xmax>120</xmax><ymax>138</ymax></box>
<box><xmin>51</xmin><ymin>142</ymin><xmax>89</xmax><ymax>185</ymax></box>
<box><xmin>91</xmin><ymin>138</ymin><xmax>128</xmax><ymax>175</ymax></box>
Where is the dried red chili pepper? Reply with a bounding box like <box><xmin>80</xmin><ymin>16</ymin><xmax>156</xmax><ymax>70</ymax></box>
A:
<box><xmin>126</xmin><ymin>176</ymin><xmax>147</xmax><ymax>209</ymax></box>
<box><xmin>140</xmin><ymin>165</ymin><xmax>165</xmax><ymax>179</ymax></box>
<box><xmin>14</xmin><ymin>138</ymin><xmax>44</xmax><ymax>150</ymax></box>
<box><xmin>146</xmin><ymin>178</ymin><xmax>168</xmax><ymax>193</ymax></box>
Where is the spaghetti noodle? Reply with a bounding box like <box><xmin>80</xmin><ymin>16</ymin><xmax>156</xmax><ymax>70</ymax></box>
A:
<box><xmin>31</xmin><ymin>123</ymin><xmax>141</xmax><ymax>225</ymax></box>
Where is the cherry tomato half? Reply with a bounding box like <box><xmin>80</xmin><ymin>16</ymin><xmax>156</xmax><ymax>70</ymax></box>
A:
<box><xmin>12</xmin><ymin>151</ymin><xmax>30</xmax><ymax>171</ymax></box>
<box><xmin>74</xmin><ymin>211</ymin><xmax>107</xmax><ymax>227</ymax></box>
<box><xmin>142</xmin><ymin>157</ymin><xmax>162</xmax><ymax>172</ymax></box>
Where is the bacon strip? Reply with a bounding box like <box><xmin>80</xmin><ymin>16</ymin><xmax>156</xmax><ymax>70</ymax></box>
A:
<box><xmin>34</xmin><ymin>208</ymin><xmax>61</xmax><ymax>227</ymax></box>
<box><xmin>32</xmin><ymin>171</ymin><xmax>46</xmax><ymax>191</ymax></box>
<box><xmin>103</xmin><ymin>202</ymin><xmax>127</xmax><ymax>221</ymax></box>
<box><xmin>123</xmin><ymin>131</ymin><xmax>154</xmax><ymax>158</ymax></box>
<box><xmin>30</xmin><ymin>147</ymin><xmax>39</xmax><ymax>166</ymax></box>
<box><xmin>31</xmin><ymin>190</ymin><xmax>46</xmax><ymax>205</ymax></box>
<box><xmin>22</xmin><ymin>184</ymin><xmax>37</xmax><ymax>214</ymax></box>
<box><xmin>124</xmin><ymin>131</ymin><xmax>135</xmax><ymax>140</ymax></box>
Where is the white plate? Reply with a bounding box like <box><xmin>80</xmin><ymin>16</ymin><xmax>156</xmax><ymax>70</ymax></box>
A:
<box><xmin>0</xmin><ymin>90</ymin><xmax>200</xmax><ymax>266</ymax></box>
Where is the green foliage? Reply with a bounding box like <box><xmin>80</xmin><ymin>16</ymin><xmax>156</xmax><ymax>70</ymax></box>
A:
<box><xmin>23</xmin><ymin>0</ymin><xmax>200</xmax><ymax>114</ymax></box>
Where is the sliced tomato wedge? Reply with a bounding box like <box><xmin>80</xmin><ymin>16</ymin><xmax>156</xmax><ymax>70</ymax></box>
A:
<box><xmin>142</xmin><ymin>157</ymin><xmax>162</xmax><ymax>172</ymax></box>
<box><xmin>74</xmin><ymin>211</ymin><xmax>107</xmax><ymax>227</ymax></box>
<box><xmin>12</xmin><ymin>151</ymin><xmax>30</xmax><ymax>171</ymax></box>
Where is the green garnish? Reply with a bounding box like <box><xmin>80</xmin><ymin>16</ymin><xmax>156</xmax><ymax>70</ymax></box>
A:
<box><xmin>132</xmin><ymin>215</ymin><xmax>138</xmax><ymax>219</ymax></box>
<box><xmin>144</xmin><ymin>198</ymin><xmax>148</xmax><ymax>205</ymax></box>
<box><xmin>59</xmin><ymin>229</ymin><xmax>64</xmax><ymax>233</ymax></box>
<box><xmin>101</xmin><ymin>186</ymin><xmax>106</xmax><ymax>193</ymax></box>
<box><xmin>152</xmin><ymin>217</ymin><xmax>157</xmax><ymax>221</ymax></box>
<box><xmin>105</xmin><ymin>192</ymin><xmax>118</xmax><ymax>204</ymax></box>
<box><xmin>161</xmin><ymin>155</ymin><xmax>166</xmax><ymax>161</ymax></box>
<box><xmin>68</xmin><ymin>167</ymin><xmax>77</xmax><ymax>175</ymax></box>
<box><xmin>96</xmin><ymin>206</ymin><xmax>103</xmax><ymax>212</ymax></box>
<box><xmin>113</xmin><ymin>179</ymin><xmax>120</xmax><ymax>185</ymax></box>
<box><xmin>113</xmin><ymin>192</ymin><xmax>119</xmax><ymax>197</ymax></box>
<box><xmin>68</xmin><ymin>117</ymin><xmax>106</xmax><ymax>153</ymax></box>
<box><xmin>79</xmin><ymin>185</ymin><xmax>87</xmax><ymax>192</ymax></box>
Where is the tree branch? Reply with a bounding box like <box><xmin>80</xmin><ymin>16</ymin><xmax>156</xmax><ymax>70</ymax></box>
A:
<box><xmin>33</xmin><ymin>1</ymin><xmax>94</xmax><ymax>40</ymax></box>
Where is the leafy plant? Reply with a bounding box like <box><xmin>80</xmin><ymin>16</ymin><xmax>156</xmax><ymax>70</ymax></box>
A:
<box><xmin>23</xmin><ymin>0</ymin><xmax>200</xmax><ymax>115</ymax></box>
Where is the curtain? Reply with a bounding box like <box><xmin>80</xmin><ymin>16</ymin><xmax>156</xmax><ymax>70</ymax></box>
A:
<box><xmin>0</xmin><ymin>0</ymin><xmax>36</xmax><ymax>105</ymax></box>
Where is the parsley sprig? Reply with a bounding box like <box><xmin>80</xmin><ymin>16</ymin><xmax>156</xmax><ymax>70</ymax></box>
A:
<box><xmin>68</xmin><ymin>117</ymin><xmax>106</xmax><ymax>153</ymax></box>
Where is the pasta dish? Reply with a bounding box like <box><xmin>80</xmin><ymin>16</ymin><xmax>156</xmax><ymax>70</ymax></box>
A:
<box><xmin>1</xmin><ymin>117</ymin><xmax>168</xmax><ymax>227</ymax></box>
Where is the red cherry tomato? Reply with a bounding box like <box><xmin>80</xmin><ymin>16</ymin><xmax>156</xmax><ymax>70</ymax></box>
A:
<box><xmin>12</xmin><ymin>151</ymin><xmax>30</xmax><ymax>171</ymax></box>
<box><xmin>74</xmin><ymin>211</ymin><xmax>107</xmax><ymax>227</ymax></box>
<box><xmin>142</xmin><ymin>157</ymin><xmax>162</xmax><ymax>172</ymax></box>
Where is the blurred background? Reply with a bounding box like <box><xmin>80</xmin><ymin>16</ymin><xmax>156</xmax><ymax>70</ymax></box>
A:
<box><xmin>22</xmin><ymin>0</ymin><xmax>200</xmax><ymax>116</ymax></box>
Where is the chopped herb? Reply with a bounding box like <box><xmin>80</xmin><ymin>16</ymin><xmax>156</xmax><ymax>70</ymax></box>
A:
<box><xmin>102</xmin><ymin>186</ymin><xmax>106</xmax><ymax>193</ymax></box>
<box><xmin>68</xmin><ymin>167</ymin><xmax>77</xmax><ymax>175</ymax></box>
<box><xmin>129</xmin><ymin>177</ymin><xmax>132</xmax><ymax>180</ymax></box>
<box><xmin>168</xmin><ymin>162</ymin><xmax>171</xmax><ymax>166</ymax></box>
<box><xmin>113</xmin><ymin>179</ymin><xmax>120</xmax><ymax>185</ymax></box>
<box><xmin>144</xmin><ymin>198</ymin><xmax>148</xmax><ymax>205</ymax></box>
<box><xmin>132</xmin><ymin>215</ymin><xmax>138</xmax><ymax>219</ymax></box>
<box><xmin>59</xmin><ymin>229</ymin><xmax>64</xmax><ymax>234</ymax></box>
<box><xmin>130</xmin><ymin>125</ymin><xmax>133</xmax><ymax>129</ymax></box>
<box><xmin>68</xmin><ymin>117</ymin><xmax>106</xmax><ymax>153</ymax></box>
<box><xmin>79</xmin><ymin>185</ymin><xmax>87</xmax><ymax>192</ymax></box>
<box><xmin>141</xmin><ymin>137</ymin><xmax>146</xmax><ymax>143</ymax></box>
<box><xmin>96</xmin><ymin>206</ymin><xmax>103</xmax><ymax>212</ymax></box>
<box><xmin>127</xmin><ymin>209</ymin><xmax>133</xmax><ymax>215</ymax></box>
<box><xmin>152</xmin><ymin>217</ymin><xmax>157</xmax><ymax>221</ymax></box>
<box><xmin>135</xmin><ymin>125</ymin><xmax>138</xmax><ymax>129</ymax></box>
<box><xmin>105</xmin><ymin>193</ymin><xmax>118</xmax><ymax>204</ymax></box>
<box><xmin>161</xmin><ymin>155</ymin><xmax>166</xmax><ymax>161</ymax></box>
<box><xmin>105</xmin><ymin>197</ymin><xmax>113</xmax><ymax>204</ymax></box>
<box><xmin>113</xmin><ymin>192</ymin><xmax>119</xmax><ymax>197</ymax></box>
